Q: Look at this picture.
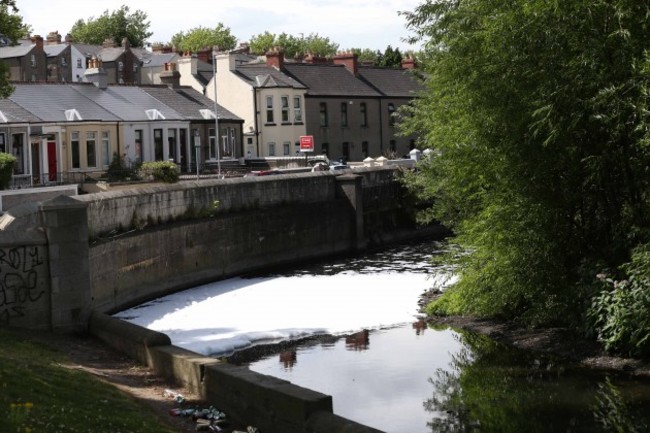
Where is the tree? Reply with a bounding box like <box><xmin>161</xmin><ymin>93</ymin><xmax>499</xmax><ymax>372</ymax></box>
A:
<box><xmin>401</xmin><ymin>1</ymin><xmax>650</xmax><ymax>331</ymax></box>
<box><xmin>376</xmin><ymin>45</ymin><xmax>402</xmax><ymax>68</ymax></box>
<box><xmin>171</xmin><ymin>23</ymin><xmax>237</xmax><ymax>53</ymax></box>
<box><xmin>247</xmin><ymin>32</ymin><xmax>338</xmax><ymax>58</ymax></box>
<box><xmin>69</xmin><ymin>5</ymin><xmax>152</xmax><ymax>47</ymax></box>
<box><xmin>0</xmin><ymin>0</ymin><xmax>27</xmax><ymax>97</ymax></box>
<box><xmin>351</xmin><ymin>48</ymin><xmax>380</xmax><ymax>65</ymax></box>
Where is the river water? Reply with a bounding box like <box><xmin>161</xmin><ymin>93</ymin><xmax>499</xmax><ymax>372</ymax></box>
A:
<box><xmin>116</xmin><ymin>239</ymin><xmax>650</xmax><ymax>433</ymax></box>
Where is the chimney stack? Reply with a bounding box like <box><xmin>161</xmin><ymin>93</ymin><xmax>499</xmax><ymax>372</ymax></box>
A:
<box><xmin>84</xmin><ymin>56</ymin><xmax>108</xmax><ymax>89</ymax></box>
<box><xmin>401</xmin><ymin>56</ymin><xmax>416</xmax><ymax>70</ymax></box>
<box><xmin>159</xmin><ymin>62</ymin><xmax>181</xmax><ymax>88</ymax></box>
<box><xmin>46</xmin><ymin>31</ymin><xmax>62</xmax><ymax>45</ymax></box>
<box><xmin>30</xmin><ymin>35</ymin><xmax>44</xmax><ymax>51</ymax></box>
<box><xmin>333</xmin><ymin>52</ymin><xmax>358</xmax><ymax>76</ymax></box>
<box><xmin>265</xmin><ymin>47</ymin><xmax>284</xmax><ymax>70</ymax></box>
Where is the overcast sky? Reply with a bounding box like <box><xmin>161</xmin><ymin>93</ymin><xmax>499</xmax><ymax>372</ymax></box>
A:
<box><xmin>17</xmin><ymin>0</ymin><xmax>422</xmax><ymax>52</ymax></box>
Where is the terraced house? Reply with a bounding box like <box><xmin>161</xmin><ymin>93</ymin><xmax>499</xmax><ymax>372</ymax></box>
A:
<box><xmin>0</xmin><ymin>59</ymin><xmax>242</xmax><ymax>187</ymax></box>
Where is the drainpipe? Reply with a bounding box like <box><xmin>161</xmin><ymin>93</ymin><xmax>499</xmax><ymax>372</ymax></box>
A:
<box><xmin>253</xmin><ymin>86</ymin><xmax>260</xmax><ymax>157</ymax></box>
<box><xmin>378</xmin><ymin>97</ymin><xmax>383</xmax><ymax>154</ymax></box>
<box><xmin>116</xmin><ymin>122</ymin><xmax>121</xmax><ymax>160</ymax></box>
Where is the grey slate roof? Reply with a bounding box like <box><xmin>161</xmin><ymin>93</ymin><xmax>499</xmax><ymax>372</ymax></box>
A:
<box><xmin>195</xmin><ymin>59</ymin><xmax>214</xmax><ymax>87</ymax></box>
<box><xmin>0</xmin><ymin>44</ymin><xmax>34</xmax><ymax>59</ymax></box>
<box><xmin>98</xmin><ymin>47</ymin><xmax>125</xmax><ymax>62</ymax></box>
<box><xmin>71</xmin><ymin>43</ymin><xmax>102</xmax><ymax>59</ymax></box>
<box><xmin>358</xmin><ymin>67</ymin><xmax>425</xmax><ymax>98</ymax></box>
<box><xmin>141</xmin><ymin>85</ymin><xmax>242</xmax><ymax>121</ymax></box>
<box><xmin>9</xmin><ymin>83</ymin><xmax>120</xmax><ymax>122</ymax></box>
<box><xmin>71</xmin><ymin>84</ymin><xmax>184</xmax><ymax>121</ymax></box>
<box><xmin>236</xmin><ymin>64</ymin><xmax>306</xmax><ymax>89</ymax></box>
<box><xmin>43</xmin><ymin>44</ymin><xmax>67</xmax><ymax>57</ymax></box>
<box><xmin>0</xmin><ymin>98</ymin><xmax>42</xmax><ymax>123</ymax></box>
<box><xmin>140</xmin><ymin>52</ymin><xmax>178</xmax><ymax>68</ymax></box>
<box><xmin>283</xmin><ymin>63</ymin><xmax>379</xmax><ymax>97</ymax></box>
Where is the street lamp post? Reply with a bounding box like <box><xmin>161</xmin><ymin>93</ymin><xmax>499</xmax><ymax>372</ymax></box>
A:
<box><xmin>212</xmin><ymin>47</ymin><xmax>221</xmax><ymax>178</ymax></box>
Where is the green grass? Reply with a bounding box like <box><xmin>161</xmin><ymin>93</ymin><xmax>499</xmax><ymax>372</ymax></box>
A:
<box><xmin>0</xmin><ymin>329</ymin><xmax>177</xmax><ymax>433</ymax></box>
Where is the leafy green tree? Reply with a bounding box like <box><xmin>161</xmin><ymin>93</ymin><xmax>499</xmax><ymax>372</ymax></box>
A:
<box><xmin>376</xmin><ymin>45</ymin><xmax>402</xmax><ymax>68</ymax></box>
<box><xmin>247</xmin><ymin>32</ymin><xmax>338</xmax><ymax>58</ymax></box>
<box><xmin>351</xmin><ymin>48</ymin><xmax>380</xmax><ymax>65</ymax></box>
<box><xmin>401</xmin><ymin>1</ymin><xmax>650</xmax><ymax>329</ymax></box>
<box><xmin>0</xmin><ymin>0</ymin><xmax>27</xmax><ymax>97</ymax></box>
<box><xmin>171</xmin><ymin>23</ymin><xmax>236</xmax><ymax>53</ymax></box>
<box><xmin>69</xmin><ymin>5</ymin><xmax>152</xmax><ymax>47</ymax></box>
<box><xmin>0</xmin><ymin>152</ymin><xmax>15</xmax><ymax>189</ymax></box>
<box><xmin>248</xmin><ymin>30</ymin><xmax>275</xmax><ymax>55</ymax></box>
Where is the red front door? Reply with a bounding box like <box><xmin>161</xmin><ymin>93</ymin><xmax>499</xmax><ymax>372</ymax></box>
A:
<box><xmin>47</xmin><ymin>141</ymin><xmax>57</xmax><ymax>181</ymax></box>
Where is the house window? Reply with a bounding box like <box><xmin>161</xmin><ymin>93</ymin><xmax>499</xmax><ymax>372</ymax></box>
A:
<box><xmin>12</xmin><ymin>134</ymin><xmax>24</xmax><ymax>174</ymax></box>
<box><xmin>266</xmin><ymin>95</ymin><xmax>274</xmax><ymax>123</ymax></box>
<box><xmin>360</xmin><ymin>102</ymin><xmax>368</xmax><ymax>127</ymax></box>
<box><xmin>154</xmin><ymin>129</ymin><xmax>163</xmax><ymax>160</ymax></box>
<box><xmin>133</xmin><ymin>63</ymin><xmax>138</xmax><ymax>73</ymax></box>
<box><xmin>86</xmin><ymin>132</ymin><xmax>97</xmax><ymax>168</ymax></box>
<box><xmin>281</xmin><ymin>96</ymin><xmax>289</xmax><ymax>122</ymax></box>
<box><xmin>71</xmin><ymin>132</ymin><xmax>80</xmax><ymax>168</ymax></box>
<box><xmin>268</xmin><ymin>142</ymin><xmax>276</xmax><ymax>156</ymax></box>
<box><xmin>61</xmin><ymin>56</ymin><xmax>67</xmax><ymax>67</ymax></box>
<box><xmin>342</xmin><ymin>142</ymin><xmax>350</xmax><ymax>161</ymax></box>
<box><xmin>30</xmin><ymin>54</ymin><xmax>36</xmax><ymax>67</ymax></box>
<box><xmin>135</xmin><ymin>129</ymin><xmax>143</xmax><ymax>161</ymax></box>
<box><xmin>0</xmin><ymin>133</ymin><xmax>5</xmax><ymax>153</ymax></box>
<box><xmin>362</xmin><ymin>141</ymin><xmax>369</xmax><ymax>158</ymax></box>
<box><xmin>102</xmin><ymin>131</ymin><xmax>110</xmax><ymax>167</ymax></box>
<box><xmin>322</xmin><ymin>142</ymin><xmax>329</xmax><ymax>157</ymax></box>
<box><xmin>283</xmin><ymin>141</ymin><xmax>290</xmax><ymax>155</ymax></box>
<box><xmin>390</xmin><ymin>139</ymin><xmax>396</xmax><ymax>153</ymax></box>
<box><xmin>293</xmin><ymin>96</ymin><xmax>302</xmax><ymax>122</ymax></box>
<box><xmin>118</xmin><ymin>61</ymin><xmax>124</xmax><ymax>71</ymax></box>
<box><xmin>340</xmin><ymin>103</ymin><xmax>348</xmax><ymax>127</ymax></box>
<box><xmin>168</xmin><ymin>128</ymin><xmax>177</xmax><ymax>161</ymax></box>
<box><xmin>319</xmin><ymin>102</ymin><xmax>328</xmax><ymax>127</ymax></box>
<box><xmin>388</xmin><ymin>103</ymin><xmax>396</xmax><ymax>126</ymax></box>
<box><xmin>229</xmin><ymin>127</ymin><xmax>236</xmax><ymax>157</ymax></box>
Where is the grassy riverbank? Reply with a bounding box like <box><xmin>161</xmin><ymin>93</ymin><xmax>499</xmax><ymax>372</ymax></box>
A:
<box><xmin>0</xmin><ymin>328</ymin><xmax>178</xmax><ymax>433</ymax></box>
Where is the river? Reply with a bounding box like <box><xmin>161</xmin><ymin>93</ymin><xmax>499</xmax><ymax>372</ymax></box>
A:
<box><xmin>115</xmin><ymin>239</ymin><xmax>650</xmax><ymax>433</ymax></box>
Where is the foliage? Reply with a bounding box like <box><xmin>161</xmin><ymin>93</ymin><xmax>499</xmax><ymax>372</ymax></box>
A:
<box><xmin>0</xmin><ymin>329</ymin><xmax>178</xmax><ymax>432</ymax></box>
<box><xmin>171</xmin><ymin>23</ymin><xmax>237</xmax><ymax>53</ymax></box>
<box><xmin>402</xmin><ymin>1</ymin><xmax>650</xmax><ymax>329</ymax></box>
<box><xmin>69</xmin><ymin>5</ymin><xmax>152</xmax><ymax>47</ymax></box>
<box><xmin>0</xmin><ymin>152</ymin><xmax>15</xmax><ymax>189</ymax></box>
<box><xmin>0</xmin><ymin>0</ymin><xmax>26</xmax><ymax>97</ymax></box>
<box><xmin>376</xmin><ymin>45</ymin><xmax>402</xmax><ymax>68</ymax></box>
<box><xmin>351</xmin><ymin>48</ymin><xmax>380</xmax><ymax>64</ymax></box>
<box><xmin>587</xmin><ymin>244</ymin><xmax>650</xmax><ymax>357</ymax></box>
<box><xmin>141</xmin><ymin>160</ymin><xmax>179</xmax><ymax>183</ymax></box>
<box><xmin>106</xmin><ymin>152</ymin><xmax>138</xmax><ymax>182</ymax></box>
<box><xmin>248</xmin><ymin>32</ymin><xmax>338</xmax><ymax>57</ymax></box>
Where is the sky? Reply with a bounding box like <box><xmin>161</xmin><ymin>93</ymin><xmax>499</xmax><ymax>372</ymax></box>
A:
<box><xmin>16</xmin><ymin>0</ymin><xmax>422</xmax><ymax>52</ymax></box>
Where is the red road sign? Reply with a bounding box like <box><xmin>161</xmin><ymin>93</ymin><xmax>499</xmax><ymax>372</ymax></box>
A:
<box><xmin>299</xmin><ymin>135</ymin><xmax>314</xmax><ymax>152</ymax></box>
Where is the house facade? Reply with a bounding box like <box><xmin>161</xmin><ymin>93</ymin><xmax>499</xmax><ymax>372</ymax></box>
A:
<box><xmin>212</xmin><ymin>49</ymin><xmax>307</xmax><ymax>158</ymax></box>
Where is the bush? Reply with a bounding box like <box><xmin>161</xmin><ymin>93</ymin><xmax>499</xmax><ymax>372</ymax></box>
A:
<box><xmin>0</xmin><ymin>152</ymin><xmax>16</xmax><ymax>189</ymax></box>
<box><xmin>587</xmin><ymin>244</ymin><xmax>650</xmax><ymax>357</ymax></box>
<box><xmin>140</xmin><ymin>161</ymin><xmax>179</xmax><ymax>183</ymax></box>
<box><xmin>106</xmin><ymin>153</ymin><xmax>138</xmax><ymax>182</ymax></box>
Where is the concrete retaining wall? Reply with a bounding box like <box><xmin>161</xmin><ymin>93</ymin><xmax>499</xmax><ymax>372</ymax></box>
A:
<box><xmin>88</xmin><ymin>311</ymin><xmax>383</xmax><ymax>433</ymax></box>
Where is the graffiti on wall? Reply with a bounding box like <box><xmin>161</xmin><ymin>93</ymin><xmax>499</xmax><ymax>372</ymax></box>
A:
<box><xmin>0</xmin><ymin>246</ymin><xmax>45</xmax><ymax>323</ymax></box>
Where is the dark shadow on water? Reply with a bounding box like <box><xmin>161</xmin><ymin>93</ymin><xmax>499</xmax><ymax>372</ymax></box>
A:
<box><xmin>424</xmin><ymin>329</ymin><xmax>650</xmax><ymax>433</ymax></box>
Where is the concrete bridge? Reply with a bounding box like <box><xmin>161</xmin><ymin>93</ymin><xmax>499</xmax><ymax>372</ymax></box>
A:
<box><xmin>0</xmin><ymin>166</ymin><xmax>444</xmax><ymax>433</ymax></box>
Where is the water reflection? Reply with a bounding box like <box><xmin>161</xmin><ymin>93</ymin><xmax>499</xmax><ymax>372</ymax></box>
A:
<box><xmin>345</xmin><ymin>329</ymin><xmax>370</xmax><ymax>351</ymax></box>
<box><xmin>424</xmin><ymin>330</ymin><xmax>650</xmax><ymax>433</ymax></box>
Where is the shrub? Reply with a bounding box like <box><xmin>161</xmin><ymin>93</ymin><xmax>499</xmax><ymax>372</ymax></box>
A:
<box><xmin>140</xmin><ymin>161</ymin><xmax>179</xmax><ymax>183</ymax></box>
<box><xmin>587</xmin><ymin>243</ymin><xmax>650</xmax><ymax>357</ymax></box>
<box><xmin>0</xmin><ymin>152</ymin><xmax>16</xmax><ymax>189</ymax></box>
<box><xmin>106</xmin><ymin>153</ymin><xmax>137</xmax><ymax>182</ymax></box>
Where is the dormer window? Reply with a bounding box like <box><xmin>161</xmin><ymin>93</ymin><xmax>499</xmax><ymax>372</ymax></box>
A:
<box><xmin>145</xmin><ymin>109</ymin><xmax>165</xmax><ymax>120</ymax></box>
<box><xmin>200</xmin><ymin>109</ymin><xmax>216</xmax><ymax>119</ymax></box>
<box><xmin>65</xmin><ymin>109</ymin><xmax>82</xmax><ymax>121</ymax></box>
